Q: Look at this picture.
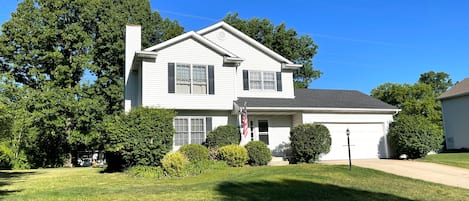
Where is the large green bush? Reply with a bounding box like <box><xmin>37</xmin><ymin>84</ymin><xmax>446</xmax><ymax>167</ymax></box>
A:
<box><xmin>179</xmin><ymin>144</ymin><xmax>209</xmax><ymax>162</ymax></box>
<box><xmin>217</xmin><ymin>145</ymin><xmax>248</xmax><ymax>167</ymax></box>
<box><xmin>388</xmin><ymin>114</ymin><xmax>443</xmax><ymax>159</ymax></box>
<box><xmin>0</xmin><ymin>144</ymin><xmax>13</xmax><ymax>169</ymax></box>
<box><xmin>290</xmin><ymin>123</ymin><xmax>331</xmax><ymax>163</ymax></box>
<box><xmin>104</xmin><ymin>107</ymin><xmax>175</xmax><ymax>170</ymax></box>
<box><xmin>245</xmin><ymin>141</ymin><xmax>272</xmax><ymax>166</ymax></box>
<box><xmin>206</xmin><ymin>125</ymin><xmax>240</xmax><ymax>148</ymax></box>
<box><xmin>161</xmin><ymin>152</ymin><xmax>189</xmax><ymax>177</ymax></box>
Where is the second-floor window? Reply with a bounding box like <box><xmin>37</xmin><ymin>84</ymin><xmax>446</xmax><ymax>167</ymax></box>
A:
<box><xmin>249</xmin><ymin>71</ymin><xmax>276</xmax><ymax>90</ymax></box>
<box><xmin>176</xmin><ymin>63</ymin><xmax>208</xmax><ymax>94</ymax></box>
<box><xmin>169</xmin><ymin>62</ymin><xmax>214</xmax><ymax>95</ymax></box>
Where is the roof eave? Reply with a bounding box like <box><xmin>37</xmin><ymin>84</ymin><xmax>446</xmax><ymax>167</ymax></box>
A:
<box><xmin>245</xmin><ymin>106</ymin><xmax>400</xmax><ymax>114</ymax></box>
<box><xmin>282</xmin><ymin>63</ymin><xmax>303</xmax><ymax>70</ymax></box>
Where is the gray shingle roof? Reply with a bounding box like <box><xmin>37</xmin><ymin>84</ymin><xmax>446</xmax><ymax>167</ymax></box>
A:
<box><xmin>236</xmin><ymin>88</ymin><xmax>397</xmax><ymax>110</ymax></box>
<box><xmin>438</xmin><ymin>78</ymin><xmax>469</xmax><ymax>100</ymax></box>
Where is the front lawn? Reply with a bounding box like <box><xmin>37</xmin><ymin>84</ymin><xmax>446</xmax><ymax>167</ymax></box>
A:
<box><xmin>1</xmin><ymin>165</ymin><xmax>468</xmax><ymax>201</ymax></box>
<box><xmin>418</xmin><ymin>153</ymin><xmax>469</xmax><ymax>169</ymax></box>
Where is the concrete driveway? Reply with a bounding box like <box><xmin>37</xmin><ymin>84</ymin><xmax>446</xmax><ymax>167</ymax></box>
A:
<box><xmin>320</xmin><ymin>159</ymin><xmax>469</xmax><ymax>189</ymax></box>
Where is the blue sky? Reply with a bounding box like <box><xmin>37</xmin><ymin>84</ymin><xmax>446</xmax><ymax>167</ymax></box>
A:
<box><xmin>1</xmin><ymin>1</ymin><xmax>468</xmax><ymax>94</ymax></box>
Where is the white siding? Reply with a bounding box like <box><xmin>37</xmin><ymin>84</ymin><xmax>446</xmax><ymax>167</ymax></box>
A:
<box><xmin>141</xmin><ymin>38</ymin><xmax>237</xmax><ymax>110</ymax></box>
<box><xmin>441</xmin><ymin>96</ymin><xmax>469</xmax><ymax>149</ymax></box>
<box><xmin>202</xmin><ymin>28</ymin><xmax>295</xmax><ymax>99</ymax></box>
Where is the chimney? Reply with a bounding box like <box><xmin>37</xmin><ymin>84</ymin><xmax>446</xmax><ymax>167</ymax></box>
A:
<box><xmin>124</xmin><ymin>24</ymin><xmax>141</xmax><ymax>112</ymax></box>
<box><xmin>125</xmin><ymin>24</ymin><xmax>141</xmax><ymax>84</ymax></box>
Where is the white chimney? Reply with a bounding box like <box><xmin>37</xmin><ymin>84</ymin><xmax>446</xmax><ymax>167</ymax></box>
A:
<box><xmin>124</xmin><ymin>25</ymin><xmax>141</xmax><ymax>112</ymax></box>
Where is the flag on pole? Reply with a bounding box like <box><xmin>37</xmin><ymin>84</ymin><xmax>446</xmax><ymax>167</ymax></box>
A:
<box><xmin>241</xmin><ymin>103</ymin><xmax>248</xmax><ymax>137</ymax></box>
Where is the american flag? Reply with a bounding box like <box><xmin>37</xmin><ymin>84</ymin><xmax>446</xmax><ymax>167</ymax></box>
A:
<box><xmin>241</xmin><ymin>105</ymin><xmax>248</xmax><ymax>137</ymax></box>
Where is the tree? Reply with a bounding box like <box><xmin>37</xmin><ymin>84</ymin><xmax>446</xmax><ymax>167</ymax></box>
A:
<box><xmin>388</xmin><ymin>115</ymin><xmax>443</xmax><ymax>159</ymax></box>
<box><xmin>418</xmin><ymin>71</ymin><xmax>453</xmax><ymax>95</ymax></box>
<box><xmin>223</xmin><ymin>13</ymin><xmax>321</xmax><ymax>88</ymax></box>
<box><xmin>88</xmin><ymin>0</ymin><xmax>183</xmax><ymax>115</ymax></box>
<box><xmin>0</xmin><ymin>0</ymin><xmax>184</xmax><ymax>167</ymax></box>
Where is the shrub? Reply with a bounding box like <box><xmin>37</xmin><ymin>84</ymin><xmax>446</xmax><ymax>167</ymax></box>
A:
<box><xmin>388</xmin><ymin>114</ymin><xmax>443</xmax><ymax>159</ymax></box>
<box><xmin>179</xmin><ymin>144</ymin><xmax>209</xmax><ymax>162</ymax></box>
<box><xmin>127</xmin><ymin>165</ymin><xmax>165</xmax><ymax>179</ymax></box>
<box><xmin>104</xmin><ymin>107</ymin><xmax>175</xmax><ymax>170</ymax></box>
<box><xmin>290</xmin><ymin>123</ymin><xmax>331</xmax><ymax>163</ymax></box>
<box><xmin>161</xmin><ymin>152</ymin><xmax>189</xmax><ymax>177</ymax></box>
<box><xmin>0</xmin><ymin>144</ymin><xmax>13</xmax><ymax>169</ymax></box>
<box><xmin>245</xmin><ymin>141</ymin><xmax>272</xmax><ymax>166</ymax></box>
<box><xmin>217</xmin><ymin>145</ymin><xmax>248</xmax><ymax>167</ymax></box>
<box><xmin>206</xmin><ymin>125</ymin><xmax>240</xmax><ymax>148</ymax></box>
<box><xmin>208</xmin><ymin>147</ymin><xmax>218</xmax><ymax>160</ymax></box>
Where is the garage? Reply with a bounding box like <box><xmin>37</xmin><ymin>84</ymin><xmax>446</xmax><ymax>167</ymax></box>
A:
<box><xmin>320</xmin><ymin>123</ymin><xmax>388</xmax><ymax>160</ymax></box>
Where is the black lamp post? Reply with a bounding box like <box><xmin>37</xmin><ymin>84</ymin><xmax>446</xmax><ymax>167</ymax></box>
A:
<box><xmin>346</xmin><ymin>128</ymin><xmax>352</xmax><ymax>171</ymax></box>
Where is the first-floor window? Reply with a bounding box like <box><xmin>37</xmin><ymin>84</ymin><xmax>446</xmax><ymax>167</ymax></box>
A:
<box><xmin>174</xmin><ymin>117</ymin><xmax>206</xmax><ymax>146</ymax></box>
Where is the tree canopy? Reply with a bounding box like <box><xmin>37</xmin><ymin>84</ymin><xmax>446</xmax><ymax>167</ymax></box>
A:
<box><xmin>0</xmin><ymin>0</ymin><xmax>183</xmax><ymax>168</ymax></box>
<box><xmin>223</xmin><ymin>13</ymin><xmax>321</xmax><ymax>88</ymax></box>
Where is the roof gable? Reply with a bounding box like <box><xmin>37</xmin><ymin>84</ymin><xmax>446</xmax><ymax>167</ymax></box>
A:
<box><xmin>439</xmin><ymin>78</ymin><xmax>469</xmax><ymax>100</ymax></box>
<box><xmin>197</xmin><ymin>21</ymin><xmax>296</xmax><ymax>65</ymax></box>
<box><xmin>144</xmin><ymin>31</ymin><xmax>237</xmax><ymax>58</ymax></box>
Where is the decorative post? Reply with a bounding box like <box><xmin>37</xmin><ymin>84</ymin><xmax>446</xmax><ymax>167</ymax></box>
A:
<box><xmin>346</xmin><ymin>128</ymin><xmax>352</xmax><ymax>171</ymax></box>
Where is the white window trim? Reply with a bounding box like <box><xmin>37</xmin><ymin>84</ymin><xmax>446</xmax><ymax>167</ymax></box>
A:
<box><xmin>249</xmin><ymin>71</ymin><xmax>277</xmax><ymax>91</ymax></box>
<box><xmin>173</xmin><ymin>116</ymin><xmax>207</xmax><ymax>147</ymax></box>
<box><xmin>175</xmin><ymin>63</ymin><xmax>209</xmax><ymax>94</ymax></box>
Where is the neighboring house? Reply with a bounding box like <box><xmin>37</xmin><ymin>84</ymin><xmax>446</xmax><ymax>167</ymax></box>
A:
<box><xmin>438</xmin><ymin>78</ymin><xmax>469</xmax><ymax>150</ymax></box>
<box><xmin>124</xmin><ymin>22</ymin><xmax>399</xmax><ymax>160</ymax></box>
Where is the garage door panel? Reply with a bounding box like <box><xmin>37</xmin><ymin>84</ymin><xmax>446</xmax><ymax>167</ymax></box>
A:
<box><xmin>320</xmin><ymin>123</ymin><xmax>385</xmax><ymax>160</ymax></box>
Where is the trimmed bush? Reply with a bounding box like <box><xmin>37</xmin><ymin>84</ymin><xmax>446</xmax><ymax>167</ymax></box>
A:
<box><xmin>104</xmin><ymin>107</ymin><xmax>175</xmax><ymax>170</ymax></box>
<box><xmin>127</xmin><ymin>165</ymin><xmax>165</xmax><ymax>179</ymax></box>
<box><xmin>290</xmin><ymin>123</ymin><xmax>331</xmax><ymax>163</ymax></box>
<box><xmin>161</xmin><ymin>152</ymin><xmax>189</xmax><ymax>177</ymax></box>
<box><xmin>206</xmin><ymin>125</ymin><xmax>240</xmax><ymax>148</ymax></box>
<box><xmin>217</xmin><ymin>145</ymin><xmax>248</xmax><ymax>167</ymax></box>
<box><xmin>245</xmin><ymin>141</ymin><xmax>272</xmax><ymax>166</ymax></box>
<box><xmin>388</xmin><ymin>114</ymin><xmax>443</xmax><ymax>159</ymax></box>
<box><xmin>179</xmin><ymin>144</ymin><xmax>209</xmax><ymax>162</ymax></box>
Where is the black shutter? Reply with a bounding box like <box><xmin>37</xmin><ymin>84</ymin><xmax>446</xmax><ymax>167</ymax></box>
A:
<box><xmin>168</xmin><ymin>63</ymin><xmax>175</xmax><ymax>93</ymax></box>
<box><xmin>208</xmin><ymin>65</ymin><xmax>215</xmax><ymax>94</ymax></box>
<box><xmin>276</xmin><ymin>72</ymin><xmax>282</xmax><ymax>91</ymax></box>
<box><xmin>243</xmin><ymin>70</ymin><xmax>249</xmax><ymax>90</ymax></box>
<box><xmin>206</xmin><ymin>117</ymin><xmax>212</xmax><ymax>132</ymax></box>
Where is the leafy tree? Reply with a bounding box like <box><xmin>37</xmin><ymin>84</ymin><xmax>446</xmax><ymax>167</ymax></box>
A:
<box><xmin>0</xmin><ymin>0</ymin><xmax>183</xmax><ymax>167</ymax></box>
<box><xmin>418</xmin><ymin>71</ymin><xmax>453</xmax><ymax>95</ymax></box>
<box><xmin>290</xmin><ymin>123</ymin><xmax>331</xmax><ymax>163</ymax></box>
<box><xmin>88</xmin><ymin>0</ymin><xmax>184</xmax><ymax>115</ymax></box>
<box><xmin>388</xmin><ymin>115</ymin><xmax>443</xmax><ymax>159</ymax></box>
<box><xmin>104</xmin><ymin>107</ymin><xmax>175</xmax><ymax>170</ymax></box>
<box><xmin>223</xmin><ymin>13</ymin><xmax>321</xmax><ymax>88</ymax></box>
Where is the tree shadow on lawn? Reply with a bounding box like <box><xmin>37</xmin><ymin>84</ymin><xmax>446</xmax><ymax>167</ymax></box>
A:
<box><xmin>0</xmin><ymin>171</ymin><xmax>37</xmax><ymax>198</ymax></box>
<box><xmin>216</xmin><ymin>179</ymin><xmax>413</xmax><ymax>201</ymax></box>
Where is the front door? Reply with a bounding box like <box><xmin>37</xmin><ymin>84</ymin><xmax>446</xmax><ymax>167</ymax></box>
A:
<box><xmin>257</xmin><ymin>120</ymin><xmax>269</xmax><ymax>145</ymax></box>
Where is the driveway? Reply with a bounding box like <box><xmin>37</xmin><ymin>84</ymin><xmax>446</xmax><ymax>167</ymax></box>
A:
<box><xmin>320</xmin><ymin>159</ymin><xmax>469</xmax><ymax>189</ymax></box>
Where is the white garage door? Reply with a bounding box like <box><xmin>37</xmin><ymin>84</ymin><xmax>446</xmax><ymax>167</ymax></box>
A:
<box><xmin>320</xmin><ymin>123</ymin><xmax>387</xmax><ymax>160</ymax></box>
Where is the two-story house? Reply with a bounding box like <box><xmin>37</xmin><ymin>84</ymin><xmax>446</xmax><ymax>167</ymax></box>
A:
<box><xmin>124</xmin><ymin>22</ymin><xmax>399</xmax><ymax>160</ymax></box>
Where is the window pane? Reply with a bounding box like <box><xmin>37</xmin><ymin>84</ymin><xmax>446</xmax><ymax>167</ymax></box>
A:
<box><xmin>249</xmin><ymin>71</ymin><xmax>262</xmax><ymax>90</ymax></box>
<box><xmin>263</xmin><ymin>72</ymin><xmax>275</xmax><ymax>90</ymax></box>
<box><xmin>193</xmin><ymin>65</ymin><xmax>207</xmax><ymax>83</ymax></box>
<box><xmin>258</xmin><ymin>120</ymin><xmax>269</xmax><ymax>132</ymax></box>
<box><xmin>176</xmin><ymin>64</ymin><xmax>191</xmax><ymax>83</ymax></box>
<box><xmin>174</xmin><ymin>119</ymin><xmax>189</xmax><ymax>146</ymax></box>
<box><xmin>190</xmin><ymin>118</ymin><xmax>205</xmax><ymax>144</ymax></box>
<box><xmin>193</xmin><ymin>84</ymin><xmax>207</xmax><ymax>94</ymax></box>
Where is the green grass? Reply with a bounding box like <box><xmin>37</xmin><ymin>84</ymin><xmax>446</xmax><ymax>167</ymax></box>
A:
<box><xmin>418</xmin><ymin>153</ymin><xmax>469</xmax><ymax>169</ymax></box>
<box><xmin>1</xmin><ymin>165</ymin><xmax>469</xmax><ymax>201</ymax></box>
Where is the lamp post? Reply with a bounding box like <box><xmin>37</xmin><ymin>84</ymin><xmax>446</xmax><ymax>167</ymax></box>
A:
<box><xmin>346</xmin><ymin>128</ymin><xmax>352</xmax><ymax>171</ymax></box>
